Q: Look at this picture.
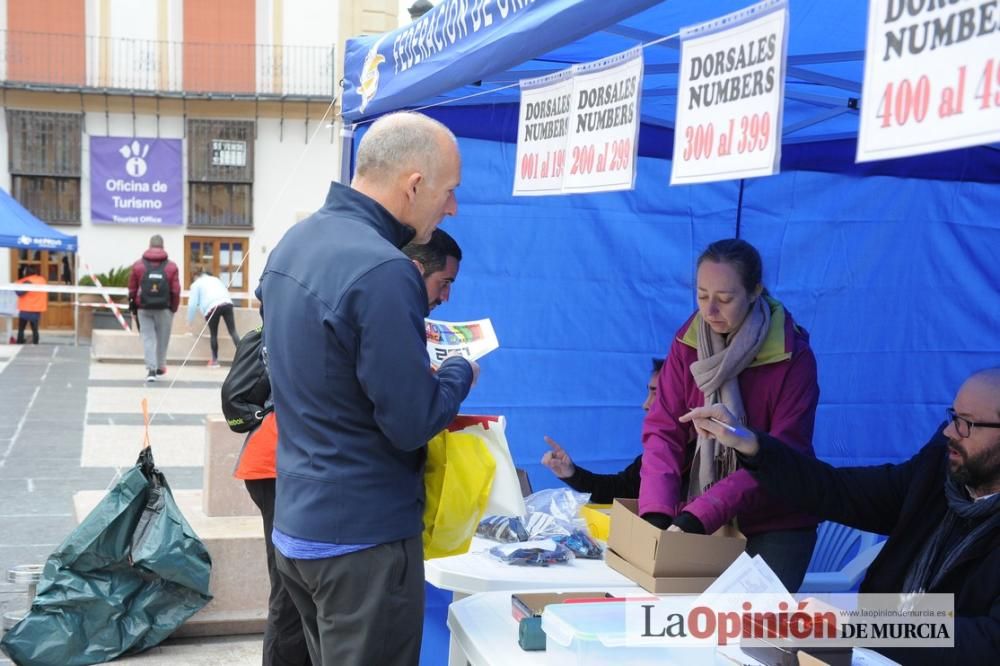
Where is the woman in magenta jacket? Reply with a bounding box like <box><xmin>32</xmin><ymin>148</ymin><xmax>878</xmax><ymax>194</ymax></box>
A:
<box><xmin>639</xmin><ymin>238</ymin><xmax>820</xmax><ymax>591</ymax></box>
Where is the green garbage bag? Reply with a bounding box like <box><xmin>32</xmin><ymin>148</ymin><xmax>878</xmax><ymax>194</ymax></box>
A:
<box><xmin>1</xmin><ymin>447</ymin><xmax>212</xmax><ymax>665</ymax></box>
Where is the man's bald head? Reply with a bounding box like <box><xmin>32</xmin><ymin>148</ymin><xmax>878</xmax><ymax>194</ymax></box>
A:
<box><xmin>965</xmin><ymin>368</ymin><xmax>1000</xmax><ymax>419</ymax></box>
<box><xmin>351</xmin><ymin>111</ymin><xmax>461</xmax><ymax>244</ymax></box>
<box><xmin>354</xmin><ymin>112</ymin><xmax>456</xmax><ymax>183</ymax></box>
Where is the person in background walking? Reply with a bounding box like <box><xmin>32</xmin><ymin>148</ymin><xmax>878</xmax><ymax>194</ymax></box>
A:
<box><xmin>15</xmin><ymin>265</ymin><xmax>47</xmax><ymax>345</ymax></box>
<box><xmin>187</xmin><ymin>268</ymin><xmax>241</xmax><ymax>368</ymax></box>
<box><xmin>128</xmin><ymin>234</ymin><xmax>180</xmax><ymax>383</ymax></box>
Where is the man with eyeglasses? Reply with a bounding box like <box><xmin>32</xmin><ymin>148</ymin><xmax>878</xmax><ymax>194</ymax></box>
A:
<box><xmin>681</xmin><ymin>368</ymin><xmax>1000</xmax><ymax>665</ymax></box>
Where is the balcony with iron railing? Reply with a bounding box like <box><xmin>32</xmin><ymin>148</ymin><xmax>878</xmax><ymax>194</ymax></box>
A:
<box><xmin>0</xmin><ymin>30</ymin><xmax>336</xmax><ymax>99</ymax></box>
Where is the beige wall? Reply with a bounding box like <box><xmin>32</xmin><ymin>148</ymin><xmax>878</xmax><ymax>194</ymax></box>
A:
<box><xmin>0</xmin><ymin>0</ymin><xmax>405</xmax><ymax>293</ymax></box>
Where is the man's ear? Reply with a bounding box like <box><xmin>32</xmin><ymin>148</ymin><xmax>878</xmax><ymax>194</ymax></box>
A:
<box><xmin>405</xmin><ymin>172</ymin><xmax>423</xmax><ymax>202</ymax></box>
<box><xmin>410</xmin><ymin>259</ymin><xmax>425</xmax><ymax>276</ymax></box>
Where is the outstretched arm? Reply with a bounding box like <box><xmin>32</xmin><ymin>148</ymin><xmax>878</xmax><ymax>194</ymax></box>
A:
<box><xmin>681</xmin><ymin>404</ymin><xmax>922</xmax><ymax>534</ymax></box>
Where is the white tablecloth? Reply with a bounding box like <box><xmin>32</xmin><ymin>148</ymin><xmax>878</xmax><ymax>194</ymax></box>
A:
<box><xmin>425</xmin><ymin>536</ymin><xmax>633</xmax><ymax>596</ymax></box>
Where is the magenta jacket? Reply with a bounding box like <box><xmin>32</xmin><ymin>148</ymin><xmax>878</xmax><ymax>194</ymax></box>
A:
<box><xmin>638</xmin><ymin>298</ymin><xmax>819</xmax><ymax>536</ymax></box>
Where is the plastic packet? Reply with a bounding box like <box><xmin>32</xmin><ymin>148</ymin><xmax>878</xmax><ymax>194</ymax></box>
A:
<box><xmin>476</xmin><ymin>514</ymin><xmax>530</xmax><ymax>543</ymax></box>
<box><xmin>552</xmin><ymin>529</ymin><xmax>604</xmax><ymax>559</ymax></box>
<box><xmin>523</xmin><ymin>488</ymin><xmax>590</xmax><ymax>525</ymax></box>
<box><xmin>524</xmin><ymin>511</ymin><xmax>572</xmax><ymax>539</ymax></box>
<box><xmin>488</xmin><ymin>539</ymin><xmax>575</xmax><ymax>567</ymax></box>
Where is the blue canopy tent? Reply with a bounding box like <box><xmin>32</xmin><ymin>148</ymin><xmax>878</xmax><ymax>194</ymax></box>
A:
<box><xmin>0</xmin><ymin>186</ymin><xmax>78</xmax><ymax>252</ymax></box>
<box><xmin>343</xmin><ymin>0</ymin><xmax>999</xmax><ymax>474</ymax></box>
<box><xmin>343</xmin><ymin>2</ymin><xmax>1000</xmax><ymax>661</ymax></box>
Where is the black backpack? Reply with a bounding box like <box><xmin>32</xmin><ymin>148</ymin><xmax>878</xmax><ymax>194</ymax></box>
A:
<box><xmin>140</xmin><ymin>259</ymin><xmax>171</xmax><ymax>309</ymax></box>
<box><xmin>221</xmin><ymin>325</ymin><xmax>272</xmax><ymax>433</ymax></box>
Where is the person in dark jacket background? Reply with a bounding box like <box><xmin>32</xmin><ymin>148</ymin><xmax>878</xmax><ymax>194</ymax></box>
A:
<box><xmin>683</xmin><ymin>367</ymin><xmax>1000</xmax><ymax>665</ymax></box>
<box><xmin>127</xmin><ymin>234</ymin><xmax>180</xmax><ymax>383</ymax></box>
<box><xmin>402</xmin><ymin>227</ymin><xmax>462</xmax><ymax>311</ymax></box>
<box><xmin>541</xmin><ymin>357</ymin><xmax>663</xmax><ymax>503</ymax></box>
<box><xmin>257</xmin><ymin>111</ymin><xmax>477</xmax><ymax>666</ymax></box>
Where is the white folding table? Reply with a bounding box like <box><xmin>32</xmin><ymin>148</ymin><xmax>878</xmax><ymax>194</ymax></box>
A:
<box><xmin>447</xmin><ymin>591</ymin><xmax>902</xmax><ymax>666</ymax></box>
<box><xmin>425</xmin><ymin>537</ymin><xmax>636</xmax><ymax>664</ymax></box>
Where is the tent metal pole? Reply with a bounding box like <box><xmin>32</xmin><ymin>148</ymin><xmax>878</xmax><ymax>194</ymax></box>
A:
<box><xmin>735</xmin><ymin>179</ymin><xmax>745</xmax><ymax>239</ymax></box>
<box><xmin>337</xmin><ymin>123</ymin><xmax>355</xmax><ymax>185</ymax></box>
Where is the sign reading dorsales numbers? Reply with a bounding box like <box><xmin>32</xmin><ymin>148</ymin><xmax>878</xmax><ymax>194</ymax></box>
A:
<box><xmin>856</xmin><ymin>0</ymin><xmax>1000</xmax><ymax>161</ymax></box>
<box><xmin>671</xmin><ymin>0</ymin><xmax>789</xmax><ymax>185</ymax></box>
<box><xmin>513</xmin><ymin>69</ymin><xmax>574</xmax><ymax>196</ymax></box>
<box><xmin>560</xmin><ymin>46</ymin><xmax>643</xmax><ymax>194</ymax></box>
<box><xmin>513</xmin><ymin>46</ymin><xmax>642</xmax><ymax>196</ymax></box>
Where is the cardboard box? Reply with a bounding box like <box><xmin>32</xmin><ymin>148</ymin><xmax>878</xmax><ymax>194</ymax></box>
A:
<box><xmin>604</xmin><ymin>550</ymin><xmax>717</xmax><ymax>593</ymax></box>
<box><xmin>605</xmin><ymin>499</ymin><xmax>746</xmax><ymax>593</ymax></box>
<box><xmin>579</xmin><ymin>503</ymin><xmax>612</xmax><ymax>540</ymax></box>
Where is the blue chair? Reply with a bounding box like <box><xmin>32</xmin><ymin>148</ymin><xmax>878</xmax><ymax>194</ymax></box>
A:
<box><xmin>799</xmin><ymin>522</ymin><xmax>886</xmax><ymax>593</ymax></box>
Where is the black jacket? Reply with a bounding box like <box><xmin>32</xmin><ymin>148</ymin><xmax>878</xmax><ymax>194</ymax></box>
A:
<box><xmin>743</xmin><ymin>429</ymin><xmax>1000</xmax><ymax>665</ymax></box>
<box><xmin>563</xmin><ymin>455</ymin><xmax>642</xmax><ymax>504</ymax></box>
<box><xmin>259</xmin><ymin>182</ymin><xmax>473</xmax><ymax>544</ymax></box>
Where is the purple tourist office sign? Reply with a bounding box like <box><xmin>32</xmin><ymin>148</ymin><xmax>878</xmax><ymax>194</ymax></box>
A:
<box><xmin>90</xmin><ymin>137</ymin><xmax>182</xmax><ymax>225</ymax></box>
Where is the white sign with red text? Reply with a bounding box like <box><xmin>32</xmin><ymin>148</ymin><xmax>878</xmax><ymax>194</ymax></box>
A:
<box><xmin>561</xmin><ymin>46</ymin><xmax>643</xmax><ymax>194</ymax></box>
<box><xmin>671</xmin><ymin>0</ymin><xmax>788</xmax><ymax>185</ymax></box>
<box><xmin>513</xmin><ymin>70</ymin><xmax>573</xmax><ymax>196</ymax></box>
<box><xmin>857</xmin><ymin>0</ymin><xmax>1000</xmax><ymax>162</ymax></box>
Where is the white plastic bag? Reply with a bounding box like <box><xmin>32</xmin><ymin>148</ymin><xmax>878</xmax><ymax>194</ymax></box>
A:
<box><xmin>448</xmin><ymin>415</ymin><xmax>527</xmax><ymax>518</ymax></box>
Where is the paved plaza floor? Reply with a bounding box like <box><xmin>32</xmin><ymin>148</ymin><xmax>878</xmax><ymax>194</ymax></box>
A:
<box><xmin>0</xmin><ymin>342</ymin><xmax>263</xmax><ymax>665</ymax></box>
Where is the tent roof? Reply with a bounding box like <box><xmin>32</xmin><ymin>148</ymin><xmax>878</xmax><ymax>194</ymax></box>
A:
<box><xmin>0</xmin><ymin>187</ymin><xmax>78</xmax><ymax>252</ymax></box>
<box><xmin>343</xmin><ymin>0</ymin><xmax>1000</xmax><ymax>180</ymax></box>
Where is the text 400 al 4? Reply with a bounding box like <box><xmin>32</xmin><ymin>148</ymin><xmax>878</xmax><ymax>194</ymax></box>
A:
<box><xmin>877</xmin><ymin>59</ymin><xmax>1000</xmax><ymax>129</ymax></box>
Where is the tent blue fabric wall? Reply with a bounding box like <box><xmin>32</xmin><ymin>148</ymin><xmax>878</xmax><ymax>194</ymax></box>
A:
<box><xmin>363</xmin><ymin>133</ymin><xmax>1000</xmax><ymax>487</ymax></box>
<box><xmin>346</xmin><ymin>4</ymin><xmax>1000</xmax><ymax>664</ymax></box>
<box><xmin>344</xmin><ymin>0</ymin><xmax>1000</xmax><ymax>482</ymax></box>
<box><xmin>0</xmin><ymin>186</ymin><xmax>78</xmax><ymax>252</ymax></box>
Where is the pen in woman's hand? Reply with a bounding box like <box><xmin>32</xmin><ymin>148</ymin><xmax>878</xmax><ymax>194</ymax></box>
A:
<box><xmin>709</xmin><ymin>417</ymin><xmax>738</xmax><ymax>433</ymax></box>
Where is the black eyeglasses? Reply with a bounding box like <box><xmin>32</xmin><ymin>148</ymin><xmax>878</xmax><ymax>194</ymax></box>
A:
<box><xmin>946</xmin><ymin>407</ymin><xmax>1000</xmax><ymax>438</ymax></box>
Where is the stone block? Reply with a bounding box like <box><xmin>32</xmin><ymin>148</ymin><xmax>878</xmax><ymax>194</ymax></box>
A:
<box><xmin>92</xmin><ymin>330</ymin><xmax>235</xmax><ymax>364</ymax></box>
<box><xmin>91</xmin><ymin>308</ymin><xmax>260</xmax><ymax>364</ymax></box>
<box><xmin>203</xmin><ymin>416</ymin><xmax>258</xmax><ymax>518</ymax></box>
<box><xmin>73</xmin><ymin>488</ymin><xmax>267</xmax><ymax>637</ymax></box>
<box><xmin>172</xmin><ymin>307</ymin><xmax>261</xmax><ymax>335</ymax></box>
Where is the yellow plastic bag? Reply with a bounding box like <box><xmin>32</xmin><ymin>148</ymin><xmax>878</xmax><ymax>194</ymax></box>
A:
<box><xmin>423</xmin><ymin>430</ymin><xmax>496</xmax><ymax>559</ymax></box>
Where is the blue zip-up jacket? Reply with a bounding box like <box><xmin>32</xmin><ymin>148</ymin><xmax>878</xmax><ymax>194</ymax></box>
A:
<box><xmin>258</xmin><ymin>182</ymin><xmax>474</xmax><ymax>544</ymax></box>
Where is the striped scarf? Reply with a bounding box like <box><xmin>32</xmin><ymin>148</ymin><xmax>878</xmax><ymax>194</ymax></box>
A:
<box><xmin>901</xmin><ymin>469</ymin><xmax>1000</xmax><ymax>595</ymax></box>
<box><xmin>687</xmin><ymin>297</ymin><xmax>770</xmax><ymax>499</ymax></box>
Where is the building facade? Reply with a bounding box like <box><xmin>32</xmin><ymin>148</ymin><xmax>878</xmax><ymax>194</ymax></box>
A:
<box><xmin>1</xmin><ymin>0</ymin><xmax>399</xmax><ymax>329</ymax></box>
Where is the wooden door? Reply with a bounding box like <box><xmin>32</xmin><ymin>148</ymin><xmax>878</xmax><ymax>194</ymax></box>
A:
<box><xmin>9</xmin><ymin>248</ymin><xmax>76</xmax><ymax>329</ymax></box>
<box><xmin>183</xmin><ymin>235</ymin><xmax>250</xmax><ymax>306</ymax></box>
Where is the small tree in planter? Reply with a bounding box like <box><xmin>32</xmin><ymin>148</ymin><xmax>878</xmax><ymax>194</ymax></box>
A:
<box><xmin>78</xmin><ymin>266</ymin><xmax>133</xmax><ymax>331</ymax></box>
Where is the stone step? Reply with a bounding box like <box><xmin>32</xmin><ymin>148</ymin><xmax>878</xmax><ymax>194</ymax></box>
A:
<box><xmin>68</xmin><ymin>415</ymin><xmax>267</xmax><ymax>637</ymax></box>
<box><xmin>91</xmin><ymin>330</ymin><xmax>236</xmax><ymax>364</ymax></box>
<box><xmin>90</xmin><ymin>308</ymin><xmax>260</xmax><ymax>363</ymax></box>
